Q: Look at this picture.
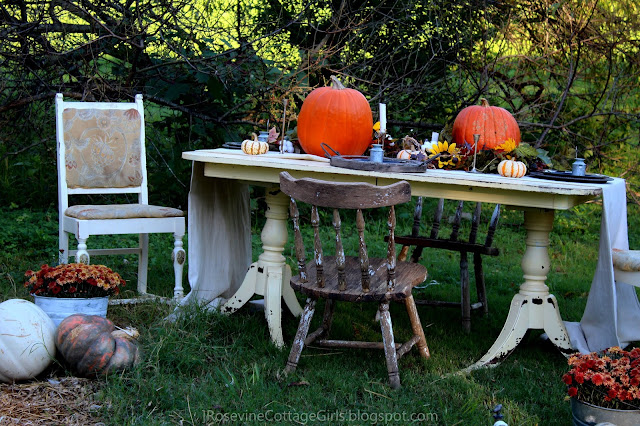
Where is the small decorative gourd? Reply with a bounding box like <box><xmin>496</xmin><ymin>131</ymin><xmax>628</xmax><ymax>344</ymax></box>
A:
<box><xmin>396</xmin><ymin>135</ymin><xmax>422</xmax><ymax>160</ymax></box>
<box><xmin>497</xmin><ymin>159</ymin><xmax>527</xmax><ymax>178</ymax></box>
<box><xmin>0</xmin><ymin>299</ymin><xmax>56</xmax><ymax>383</ymax></box>
<box><xmin>241</xmin><ymin>133</ymin><xmax>269</xmax><ymax>155</ymax></box>
<box><xmin>55</xmin><ymin>314</ymin><xmax>141</xmax><ymax>376</ymax></box>
<box><xmin>397</xmin><ymin>150</ymin><xmax>413</xmax><ymax>160</ymax></box>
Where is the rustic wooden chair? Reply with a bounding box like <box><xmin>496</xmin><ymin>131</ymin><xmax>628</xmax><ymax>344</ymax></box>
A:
<box><xmin>55</xmin><ymin>93</ymin><xmax>186</xmax><ymax>303</ymax></box>
<box><xmin>279</xmin><ymin>171</ymin><xmax>430</xmax><ymax>389</ymax></box>
<box><xmin>393</xmin><ymin>197</ymin><xmax>500</xmax><ymax>332</ymax></box>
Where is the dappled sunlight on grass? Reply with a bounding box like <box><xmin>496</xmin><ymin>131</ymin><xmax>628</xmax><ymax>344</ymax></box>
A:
<box><xmin>2</xmin><ymin>201</ymin><xmax>639</xmax><ymax>424</ymax></box>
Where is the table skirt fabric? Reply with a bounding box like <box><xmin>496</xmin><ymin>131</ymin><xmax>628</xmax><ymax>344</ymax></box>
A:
<box><xmin>179</xmin><ymin>161</ymin><xmax>252</xmax><ymax>307</ymax></box>
<box><xmin>565</xmin><ymin>178</ymin><xmax>640</xmax><ymax>353</ymax></box>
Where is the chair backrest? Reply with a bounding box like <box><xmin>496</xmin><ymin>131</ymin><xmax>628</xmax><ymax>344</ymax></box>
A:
<box><xmin>406</xmin><ymin>197</ymin><xmax>500</xmax><ymax>263</ymax></box>
<box><xmin>279</xmin><ymin>171</ymin><xmax>411</xmax><ymax>292</ymax></box>
<box><xmin>55</xmin><ymin>93</ymin><xmax>149</xmax><ymax>214</ymax></box>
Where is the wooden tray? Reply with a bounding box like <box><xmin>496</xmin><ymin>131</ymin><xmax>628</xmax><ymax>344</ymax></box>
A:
<box><xmin>329</xmin><ymin>155</ymin><xmax>428</xmax><ymax>172</ymax></box>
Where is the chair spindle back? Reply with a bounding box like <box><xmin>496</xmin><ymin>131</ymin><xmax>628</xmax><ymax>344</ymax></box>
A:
<box><xmin>280</xmin><ymin>172</ymin><xmax>411</xmax><ymax>294</ymax></box>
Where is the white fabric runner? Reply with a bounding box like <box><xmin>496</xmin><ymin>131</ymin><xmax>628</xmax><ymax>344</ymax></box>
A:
<box><xmin>564</xmin><ymin>178</ymin><xmax>640</xmax><ymax>353</ymax></box>
<box><xmin>178</xmin><ymin>162</ymin><xmax>252</xmax><ymax>307</ymax></box>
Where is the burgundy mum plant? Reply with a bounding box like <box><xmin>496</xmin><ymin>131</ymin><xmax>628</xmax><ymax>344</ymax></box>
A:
<box><xmin>25</xmin><ymin>263</ymin><xmax>125</xmax><ymax>298</ymax></box>
<box><xmin>563</xmin><ymin>346</ymin><xmax>640</xmax><ymax>410</ymax></box>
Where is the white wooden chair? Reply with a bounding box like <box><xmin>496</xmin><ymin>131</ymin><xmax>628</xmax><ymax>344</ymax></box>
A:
<box><xmin>55</xmin><ymin>93</ymin><xmax>186</xmax><ymax>303</ymax></box>
<box><xmin>613</xmin><ymin>249</ymin><xmax>640</xmax><ymax>287</ymax></box>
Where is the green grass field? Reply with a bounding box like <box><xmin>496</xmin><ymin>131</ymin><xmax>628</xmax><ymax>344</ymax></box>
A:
<box><xmin>1</xmin><ymin>198</ymin><xmax>638</xmax><ymax>425</ymax></box>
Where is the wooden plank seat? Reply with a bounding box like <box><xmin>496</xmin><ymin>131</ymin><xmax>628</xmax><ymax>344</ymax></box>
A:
<box><xmin>291</xmin><ymin>256</ymin><xmax>428</xmax><ymax>302</ymax></box>
<box><xmin>392</xmin><ymin>197</ymin><xmax>501</xmax><ymax>332</ymax></box>
<box><xmin>280</xmin><ymin>171</ymin><xmax>430</xmax><ymax>389</ymax></box>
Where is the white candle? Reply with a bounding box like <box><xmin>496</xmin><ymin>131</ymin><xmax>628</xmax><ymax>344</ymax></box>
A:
<box><xmin>379</xmin><ymin>103</ymin><xmax>387</xmax><ymax>133</ymax></box>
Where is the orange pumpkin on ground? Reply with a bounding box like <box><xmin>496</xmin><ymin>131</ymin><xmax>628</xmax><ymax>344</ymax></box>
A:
<box><xmin>297</xmin><ymin>76</ymin><xmax>373</xmax><ymax>157</ymax></box>
<box><xmin>451</xmin><ymin>98</ymin><xmax>521</xmax><ymax>151</ymax></box>
<box><xmin>56</xmin><ymin>314</ymin><xmax>141</xmax><ymax>376</ymax></box>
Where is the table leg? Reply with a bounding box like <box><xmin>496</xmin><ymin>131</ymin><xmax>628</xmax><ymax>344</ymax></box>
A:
<box><xmin>221</xmin><ymin>187</ymin><xmax>302</xmax><ymax>348</ymax></box>
<box><xmin>467</xmin><ymin>208</ymin><xmax>573</xmax><ymax>370</ymax></box>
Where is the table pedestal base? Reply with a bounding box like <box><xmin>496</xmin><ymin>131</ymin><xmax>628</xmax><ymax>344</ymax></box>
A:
<box><xmin>221</xmin><ymin>187</ymin><xmax>302</xmax><ymax>348</ymax></box>
<box><xmin>466</xmin><ymin>293</ymin><xmax>573</xmax><ymax>371</ymax></box>
<box><xmin>467</xmin><ymin>208</ymin><xmax>574</xmax><ymax>370</ymax></box>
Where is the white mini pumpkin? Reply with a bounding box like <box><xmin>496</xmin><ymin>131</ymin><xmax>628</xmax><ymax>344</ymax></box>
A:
<box><xmin>241</xmin><ymin>133</ymin><xmax>269</xmax><ymax>155</ymax></box>
<box><xmin>497</xmin><ymin>159</ymin><xmax>527</xmax><ymax>178</ymax></box>
<box><xmin>0</xmin><ymin>299</ymin><xmax>56</xmax><ymax>383</ymax></box>
<box><xmin>397</xmin><ymin>149</ymin><xmax>414</xmax><ymax>160</ymax></box>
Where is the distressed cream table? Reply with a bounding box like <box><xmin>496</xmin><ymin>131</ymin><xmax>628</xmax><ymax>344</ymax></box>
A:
<box><xmin>182</xmin><ymin>148</ymin><xmax>603</xmax><ymax>364</ymax></box>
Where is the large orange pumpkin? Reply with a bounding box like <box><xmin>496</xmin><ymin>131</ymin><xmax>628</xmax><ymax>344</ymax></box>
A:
<box><xmin>451</xmin><ymin>98</ymin><xmax>520</xmax><ymax>150</ymax></box>
<box><xmin>297</xmin><ymin>76</ymin><xmax>373</xmax><ymax>157</ymax></box>
<box><xmin>55</xmin><ymin>314</ymin><xmax>140</xmax><ymax>376</ymax></box>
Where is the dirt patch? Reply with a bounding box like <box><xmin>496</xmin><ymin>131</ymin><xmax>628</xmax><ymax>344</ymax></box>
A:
<box><xmin>0</xmin><ymin>377</ymin><xmax>104</xmax><ymax>425</ymax></box>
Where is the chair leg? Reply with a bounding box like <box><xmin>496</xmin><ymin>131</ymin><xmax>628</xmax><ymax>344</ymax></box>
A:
<box><xmin>379</xmin><ymin>302</ymin><xmax>400</xmax><ymax>389</ymax></box>
<box><xmin>76</xmin><ymin>237</ymin><xmax>90</xmax><ymax>264</ymax></box>
<box><xmin>305</xmin><ymin>299</ymin><xmax>336</xmax><ymax>343</ymax></box>
<box><xmin>405</xmin><ymin>294</ymin><xmax>430</xmax><ymax>359</ymax></box>
<box><xmin>138</xmin><ymin>233</ymin><xmax>149</xmax><ymax>295</ymax></box>
<box><xmin>320</xmin><ymin>299</ymin><xmax>335</xmax><ymax>337</ymax></box>
<box><xmin>474</xmin><ymin>253</ymin><xmax>488</xmax><ymax>316</ymax></box>
<box><xmin>172</xmin><ymin>233</ymin><xmax>186</xmax><ymax>299</ymax></box>
<box><xmin>59</xmin><ymin>230</ymin><xmax>69</xmax><ymax>264</ymax></box>
<box><xmin>460</xmin><ymin>252</ymin><xmax>471</xmax><ymax>333</ymax></box>
<box><xmin>284</xmin><ymin>298</ymin><xmax>317</xmax><ymax>375</ymax></box>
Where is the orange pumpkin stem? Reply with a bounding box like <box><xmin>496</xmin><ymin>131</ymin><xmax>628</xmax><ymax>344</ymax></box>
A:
<box><xmin>330</xmin><ymin>75</ymin><xmax>346</xmax><ymax>90</ymax></box>
<box><xmin>480</xmin><ymin>98</ymin><xmax>490</xmax><ymax>107</ymax></box>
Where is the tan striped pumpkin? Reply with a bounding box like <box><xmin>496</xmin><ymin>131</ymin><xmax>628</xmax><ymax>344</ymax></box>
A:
<box><xmin>241</xmin><ymin>136</ymin><xmax>269</xmax><ymax>155</ymax></box>
<box><xmin>497</xmin><ymin>159</ymin><xmax>527</xmax><ymax>178</ymax></box>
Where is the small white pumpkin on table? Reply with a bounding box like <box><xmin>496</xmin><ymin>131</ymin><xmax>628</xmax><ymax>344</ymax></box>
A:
<box><xmin>396</xmin><ymin>136</ymin><xmax>423</xmax><ymax>160</ymax></box>
<box><xmin>497</xmin><ymin>159</ymin><xmax>527</xmax><ymax>178</ymax></box>
<box><xmin>241</xmin><ymin>133</ymin><xmax>269</xmax><ymax>155</ymax></box>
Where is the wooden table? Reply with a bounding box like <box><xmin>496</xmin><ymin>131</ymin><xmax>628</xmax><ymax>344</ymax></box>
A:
<box><xmin>183</xmin><ymin>148</ymin><xmax>603</xmax><ymax>366</ymax></box>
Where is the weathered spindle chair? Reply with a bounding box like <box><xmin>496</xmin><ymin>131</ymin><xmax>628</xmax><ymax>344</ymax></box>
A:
<box><xmin>393</xmin><ymin>197</ymin><xmax>501</xmax><ymax>332</ymax></box>
<box><xmin>279</xmin><ymin>172</ymin><xmax>430</xmax><ymax>389</ymax></box>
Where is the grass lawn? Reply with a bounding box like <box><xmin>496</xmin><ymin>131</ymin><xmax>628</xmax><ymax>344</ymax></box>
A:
<box><xmin>1</xmin><ymin>198</ymin><xmax>639</xmax><ymax>425</ymax></box>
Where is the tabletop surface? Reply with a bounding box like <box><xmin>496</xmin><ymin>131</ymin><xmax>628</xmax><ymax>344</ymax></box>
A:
<box><xmin>183</xmin><ymin>148</ymin><xmax>606</xmax><ymax>210</ymax></box>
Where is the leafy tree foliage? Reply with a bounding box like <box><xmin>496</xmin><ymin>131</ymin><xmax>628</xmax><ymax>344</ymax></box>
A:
<box><xmin>1</xmin><ymin>0</ymin><xmax>639</xmax><ymax>207</ymax></box>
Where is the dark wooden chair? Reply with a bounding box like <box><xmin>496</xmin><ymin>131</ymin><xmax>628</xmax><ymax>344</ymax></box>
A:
<box><xmin>279</xmin><ymin>172</ymin><xmax>430</xmax><ymax>389</ymax></box>
<box><xmin>393</xmin><ymin>197</ymin><xmax>500</xmax><ymax>332</ymax></box>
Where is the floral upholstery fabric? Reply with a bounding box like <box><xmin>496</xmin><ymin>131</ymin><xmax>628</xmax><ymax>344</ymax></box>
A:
<box><xmin>65</xmin><ymin>204</ymin><xmax>184</xmax><ymax>220</ymax></box>
<box><xmin>63</xmin><ymin>108</ymin><xmax>143</xmax><ymax>188</ymax></box>
<box><xmin>612</xmin><ymin>249</ymin><xmax>640</xmax><ymax>272</ymax></box>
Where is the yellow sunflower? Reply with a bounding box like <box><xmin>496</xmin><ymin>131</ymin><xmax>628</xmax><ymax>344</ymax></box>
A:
<box><xmin>494</xmin><ymin>138</ymin><xmax>517</xmax><ymax>159</ymax></box>
<box><xmin>428</xmin><ymin>140</ymin><xmax>461</xmax><ymax>168</ymax></box>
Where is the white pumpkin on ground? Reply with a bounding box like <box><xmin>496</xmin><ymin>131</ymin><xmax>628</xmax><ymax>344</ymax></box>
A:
<box><xmin>0</xmin><ymin>299</ymin><xmax>56</xmax><ymax>383</ymax></box>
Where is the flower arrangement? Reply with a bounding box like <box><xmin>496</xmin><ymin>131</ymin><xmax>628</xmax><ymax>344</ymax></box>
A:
<box><xmin>377</xmin><ymin>130</ymin><xmax>551</xmax><ymax>174</ymax></box>
<box><xmin>25</xmin><ymin>263</ymin><xmax>125</xmax><ymax>298</ymax></box>
<box><xmin>563</xmin><ymin>346</ymin><xmax>640</xmax><ymax>410</ymax></box>
<box><xmin>423</xmin><ymin>137</ymin><xmax>551</xmax><ymax>172</ymax></box>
